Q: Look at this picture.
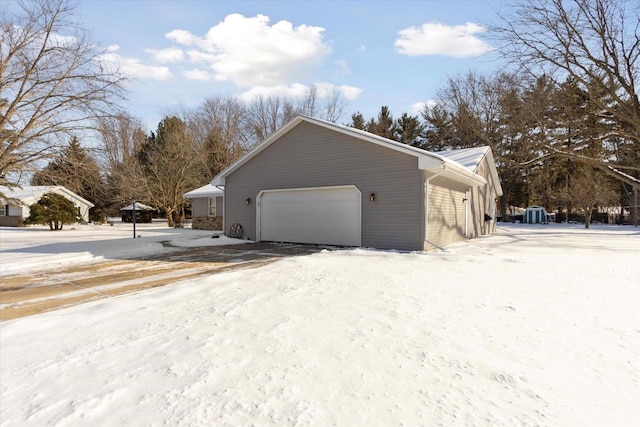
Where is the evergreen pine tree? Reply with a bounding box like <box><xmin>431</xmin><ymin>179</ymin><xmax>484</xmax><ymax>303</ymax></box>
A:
<box><xmin>25</xmin><ymin>192</ymin><xmax>79</xmax><ymax>230</ymax></box>
<box><xmin>31</xmin><ymin>137</ymin><xmax>109</xmax><ymax>221</ymax></box>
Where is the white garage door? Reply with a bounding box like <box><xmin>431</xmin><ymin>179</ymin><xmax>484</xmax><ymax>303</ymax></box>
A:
<box><xmin>258</xmin><ymin>186</ymin><xmax>361</xmax><ymax>246</ymax></box>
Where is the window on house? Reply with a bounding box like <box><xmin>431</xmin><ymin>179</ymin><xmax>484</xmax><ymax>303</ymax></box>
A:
<box><xmin>0</xmin><ymin>205</ymin><xmax>5</xmax><ymax>216</ymax></box>
<box><xmin>208</xmin><ymin>198</ymin><xmax>216</xmax><ymax>216</ymax></box>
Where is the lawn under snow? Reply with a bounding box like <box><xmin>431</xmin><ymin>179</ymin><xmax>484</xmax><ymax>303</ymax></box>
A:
<box><xmin>0</xmin><ymin>221</ymin><xmax>247</xmax><ymax>275</ymax></box>
<box><xmin>1</xmin><ymin>224</ymin><xmax>639</xmax><ymax>426</ymax></box>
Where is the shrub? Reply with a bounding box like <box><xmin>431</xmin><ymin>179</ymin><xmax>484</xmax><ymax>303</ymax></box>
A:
<box><xmin>25</xmin><ymin>192</ymin><xmax>80</xmax><ymax>230</ymax></box>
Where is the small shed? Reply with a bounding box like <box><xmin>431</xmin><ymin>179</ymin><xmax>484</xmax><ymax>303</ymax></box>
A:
<box><xmin>183</xmin><ymin>184</ymin><xmax>224</xmax><ymax>230</ymax></box>
<box><xmin>525</xmin><ymin>205</ymin><xmax>552</xmax><ymax>224</ymax></box>
<box><xmin>0</xmin><ymin>185</ymin><xmax>94</xmax><ymax>227</ymax></box>
<box><xmin>120</xmin><ymin>202</ymin><xmax>154</xmax><ymax>223</ymax></box>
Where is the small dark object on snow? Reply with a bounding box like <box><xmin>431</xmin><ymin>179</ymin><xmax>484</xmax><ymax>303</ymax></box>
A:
<box><xmin>211</xmin><ymin>234</ymin><xmax>220</xmax><ymax>239</ymax></box>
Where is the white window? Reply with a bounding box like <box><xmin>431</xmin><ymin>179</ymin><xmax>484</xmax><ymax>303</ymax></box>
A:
<box><xmin>208</xmin><ymin>197</ymin><xmax>217</xmax><ymax>217</ymax></box>
<box><xmin>0</xmin><ymin>205</ymin><xmax>5</xmax><ymax>216</ymax></box>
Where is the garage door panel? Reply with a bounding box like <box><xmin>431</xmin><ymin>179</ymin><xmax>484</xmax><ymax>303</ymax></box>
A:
<box><xmin>259</xmin><ymin>187</ymin><xmax>361</xmax><ymax>246</ymax></box>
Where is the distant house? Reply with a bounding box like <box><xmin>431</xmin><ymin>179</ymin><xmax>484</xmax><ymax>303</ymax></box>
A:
<box><xmin>211</xmin><ymin>115</ymin><xmax>503</xmax><ymax>250</ymax></box>
<box><xmin>0</xmin><ymin>185</ymin><xmax>94</xmax><ymax>227</ymax></box>
<box><xmin>183</xmin><ymin>184</ymin><xmax>224</xmax><ymax>230</ymax></box>
<box><xmin>119</xmin><ymin>202</ymin><xmax>154</xmax><ymax>223</ymax></box>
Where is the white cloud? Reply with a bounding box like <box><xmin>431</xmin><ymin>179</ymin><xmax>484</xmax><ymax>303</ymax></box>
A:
<box><xmin>166</xmin><ymin>14</ymin><xmax>332</xmax><ymax>87</ymax></box>
<box><xmin>333</xmin><ymin>59</ymin><xmax>351</xmax><ymax>77</ymax></box>
<box><xmin>183</xmin><ymin>68</ymin><xmax>212</xmax><ymax>81</ymax></box>
<box><xmin>238</xmin><ymin>83</ymin><xmax>313</xmax><ymax>101</ymax></box>
<box><xmin>165</xmin><ymin>29</ymin><xmax>199</xmax><ymax>45</ymax></box>
<box><xmin>410</xmin><ymin>99</ymin><xmax>437</xmax><ymax>114</ymax></box>
<box><xmin>395</xmin><ymin>22</ymin><xmax>493</xmax><ymax>58</ymax></box>
<box><xmin>146</xmin><ymin>47</ymin><xmax>184</xmax><ymax>63</ymax></box>
<box><xmin>238</xmin><ymin>83</ymin><xmax>362</xmax><ymax>102</ymax></box>
<box><xmin>96</xmin><ymin>45</ymin><xmax>172</xmax><ymax>81</ymax></box>
<box><xmin>336</xmin><ymin>85</ymin><xmax>362</xmax><ymax>101</ymax></box>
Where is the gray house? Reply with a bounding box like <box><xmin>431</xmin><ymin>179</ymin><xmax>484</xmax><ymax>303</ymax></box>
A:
<box><xmin>211</xmin><ymin>115</ymin><xmax>502</xmax><ymax>251</ymax></box>
<box><xmin>183</xmin><ymin>184</ymin><xmax>224</xmax><ymax>230</ymax></box>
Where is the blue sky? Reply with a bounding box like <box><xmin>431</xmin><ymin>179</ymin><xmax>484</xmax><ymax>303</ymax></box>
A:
<box><xmin>75</xmin><ymin>0</ymin><xmax>508</xmax><ymax>131</ymax></box>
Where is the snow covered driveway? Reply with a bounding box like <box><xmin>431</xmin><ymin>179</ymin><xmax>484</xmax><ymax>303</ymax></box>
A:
<box><xmin>1</xmin><ymin>224</ymin><xmax>639</xmax><ymax>426</ymax></box>
<box><xmin>1</xmin><ymin>238</ymin><xmax>321</xmax><ymax>320</ymax></box>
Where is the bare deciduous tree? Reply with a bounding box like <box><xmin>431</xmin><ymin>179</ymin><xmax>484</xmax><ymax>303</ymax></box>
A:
<box><xmin>244</xmin><ymin>95</ymin><xmax>296</xmax><ymax>144</ymax></box>
<box><xmin>298</xmin><ymin>85</ymin><xmax>348</xmax><ymax>122</ymax></box>
<box><xmin>137</xmin><ymin>116</ymin><xmax>201</xmax><ymax>227</ymax></box>
<box><xmin>96</xmin><ymin>113</ymin><xmax>147</xmax><ymax>209</ymax></box>
<box><xmin>0</xmin><ymin>0</ymin><xmax>126</xmax><ymax>194</ymax></box>
<box><xmin>186</xmin><ymin>96</ymin><xmax>248</xmax><ymax>180</ymax></box>
<box><xmin>492</xmin><ymin>0</ymin><xmax>640</xmax><ymax>145</ymax></box>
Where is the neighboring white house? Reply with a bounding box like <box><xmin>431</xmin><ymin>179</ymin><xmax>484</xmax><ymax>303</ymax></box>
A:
<box><xmin>183</xmin><ymin>184</ymin><xmax>224</xmax><ymax>230</ymax></box>
<box><xmin>524</xmin><ymin>205</ymin><xmax>553</xmax><ymax>224</ymax></box>
<box><xmin>0</xmin><ymin>186</ymin><xmax>94</xmax><ymax>227</ymax></box>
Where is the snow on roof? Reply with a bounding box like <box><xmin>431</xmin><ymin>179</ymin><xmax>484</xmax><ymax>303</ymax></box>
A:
<box><xmin>120</xmin><ymin>202</ymin><xmax>154</xmax><ymax>211</ymax></box>
<box><xmin>437</xmin><ymin>147</ymin><xmax>489</xmax><ymax>171</ymax></box>
<box><xmin>0</xmin><ymin>185</ymin><xmax>94</xmax><ymax>207</ymax></box>
<box><xmin>1</xmin><ymin>186</ymin><xmax>54</xmax><ymax>202</ymax></box>
<box><xmin>183</xmin><ymin>184</ymin><xmax>224</xmax><ymax>199</ymax></box>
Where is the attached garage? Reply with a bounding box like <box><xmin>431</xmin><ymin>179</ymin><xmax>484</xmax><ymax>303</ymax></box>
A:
<box><xmin>258</xmin><ymin>186</ymin><xmax>361</xmax><ymax>246</ymax></box>
<box><xmin>211</xmin><ymin>115</ymin><xmax>502</xmax><ymax>251</ymax></box>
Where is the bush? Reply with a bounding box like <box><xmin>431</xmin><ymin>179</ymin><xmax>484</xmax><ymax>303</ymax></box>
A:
<box><xmin>25</xmin><ymin>192</ymin><xmax>80</xmax><ymax>230</ymax></box>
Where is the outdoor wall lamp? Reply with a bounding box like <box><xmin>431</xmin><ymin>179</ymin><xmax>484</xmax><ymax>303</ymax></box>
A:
<box><xmin>245</xmin><ymin>197</ymin><xmax>251</xmax><ymax>205</ymax></box>
<box><xmin>369</xmin><ymin>193</ymin><xmax>376</xmax><ymax>202</ymax></box>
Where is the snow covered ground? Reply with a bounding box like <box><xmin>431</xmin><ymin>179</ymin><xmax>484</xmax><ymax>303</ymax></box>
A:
<box><xmin>0</xmin><ymin>221</ymin><xmax>248</xmax><ymax>275</ymax></box>
<box><xmin>1</xmin><ymin>223</ymin><xmax>639</xmax><ymax>426</ymax></box>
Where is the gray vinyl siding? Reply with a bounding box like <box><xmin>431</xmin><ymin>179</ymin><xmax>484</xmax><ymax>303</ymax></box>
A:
<box><xmin>225</xmin><ymin>121</ymin><xmax>424</xmax><ymax>251</ymax></box>
<box><xmin>468</xmin><ymin>157</ymin><xmax>498</xmax><ymax>237</ymax></box>
<box><xmin>427</xmin><ymin>183</ymin><xmax>466</xmax><ymax>247</ymax></box>
<box><xmin>191</xmin><ymin>197</ymin><xmax>209</xmax><ymax>217</ymax></box>
<box><xmin>216</xmin><ymin>196</ymin><xmax>224</xmax><ymax>218</ymax></box>
<box><xmin>191</xmin><ymin>196</ymin><xmax>224</xmax><ymax>217</ymax></box>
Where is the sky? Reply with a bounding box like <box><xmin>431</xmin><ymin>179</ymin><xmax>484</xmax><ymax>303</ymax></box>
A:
<box><xmin>67</xmin><ymin>0</ymin><xmax>510</xmax><ymax>131</ymax></box>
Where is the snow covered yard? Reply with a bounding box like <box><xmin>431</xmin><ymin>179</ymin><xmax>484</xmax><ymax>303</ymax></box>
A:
<box><xmin>0</xmin><ymin>221</ymin><xmax>246</xmax><ymax>276</ymax></box>
<box><xmin>1</xmin><ymin>224</ymin><xmax>639</xmax><ymax>426</ymax></box>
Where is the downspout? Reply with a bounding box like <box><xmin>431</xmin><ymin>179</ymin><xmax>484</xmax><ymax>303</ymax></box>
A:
<box><xmin>215</xmin><ymin>185</ymin><xmax>225</xmax><ymax>235</ymax></box>
<box><xmin>424</xmin><ymin>164</ymin><xmax>447</xmax><ymax>251</ymax></box>
<box><xmin>465</xmin><ymin>190</ymin><xmax>470</xmax><ymax>238</ymax></box>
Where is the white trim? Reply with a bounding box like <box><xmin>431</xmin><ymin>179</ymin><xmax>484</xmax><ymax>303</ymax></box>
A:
<box><xmin>256</xmin><ymin>185</ymin><xmax>362</xmax><ymax>246</ymax></box>
<box><xmin>208</xmin><ymin>197</ymin><xmax>217</xmax><ymax>217</ymax></box>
